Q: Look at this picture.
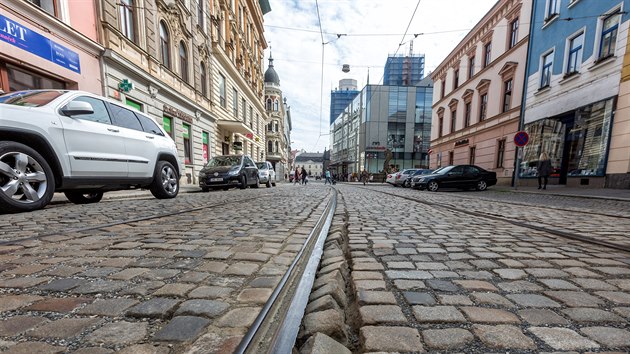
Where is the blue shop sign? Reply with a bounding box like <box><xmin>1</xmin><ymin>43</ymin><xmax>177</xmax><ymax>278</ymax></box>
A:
<box><xmin>0</xmin><ymin>14</ymin><xmax>80</xmax><ymax>74</ymax></box>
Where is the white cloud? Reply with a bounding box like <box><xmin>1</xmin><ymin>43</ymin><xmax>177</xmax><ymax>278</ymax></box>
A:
<box><xmin>264</xmin><ymin>0</ymin><xmax>497</xmax><ymax>152</ymax></box>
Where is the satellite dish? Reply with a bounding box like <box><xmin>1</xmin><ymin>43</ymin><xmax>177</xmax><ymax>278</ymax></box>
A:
<box><xmin>342</xmin><ymin>64</ymin><xmax>350</xmax><ymax>73</ymax></box>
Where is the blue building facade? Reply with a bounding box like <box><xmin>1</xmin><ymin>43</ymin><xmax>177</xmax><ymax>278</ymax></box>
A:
<box><xmin>383</xmin><ymin>54</ymin><xmax>425</xmax><ymax>86</ymax></box>
<box><xmin>521</xmin><ymin>0</ymin><xmax>630</xmax><ymax>187</ymax></box>
<box><xmin>330</xmin><ymin>89</ymin><xmax>360</xmax><ymax>125</ymax></box>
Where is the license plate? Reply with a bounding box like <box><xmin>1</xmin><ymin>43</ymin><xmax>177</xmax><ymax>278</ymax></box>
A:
<box><xmin>210</xmin><ymin>178</ymin><xmax>223</xmax><ymax>182</ymax></box>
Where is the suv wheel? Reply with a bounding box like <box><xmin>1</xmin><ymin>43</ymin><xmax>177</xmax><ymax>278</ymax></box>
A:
<box><xmin>150</xmin><ymin>161</ymin><xmax>179</xmax><ymax>199</ymax></box>
<box><xmin>239</xmin><ymin>175</ymin><xmax>247</xmax><ymax>189</ymax></box>
<box><xmin>266</xmin><ymin>178</ymin><xmax>272</xmax><ymax>188</ymax></box>
<box><xmin>253</xmin><ymin>176</ymin><xmax>260</xmax><ymax>188</ymax></box>
<box><xmin>0</xmin><ymin>141</ymin><xmax>55</xmax><ymax>213</ymax></box>
<box><xmin>64</xmin><ymin>191</ymin><xmax>103</xmax><ymax>204</ymax></box>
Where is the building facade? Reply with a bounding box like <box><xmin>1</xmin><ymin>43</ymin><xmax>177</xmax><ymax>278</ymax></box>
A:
<box><xmin>0</xmin><ymin>1</ymin><xmax>102</xmax><ymax>94</ymax></box>
<box><xmin>384</xmin><ymin>53</ymin><xmax>425</xmax><ymax>86</ymax></box>
<box><xmin>522</xmin><ymin>0</ymin><xmax>630</xmax><ymax>188</ymax></box>
<box><xmin>263</xmin><ymin>55</ymin><xmax>291</xmax><ymax>181</ymax></box>
<box><xmin>295</xmin><ymin>152</ymin><xmax>324</xmax><ymax>178</ymax></box>
<box><xmin>98</xmin><ymin>0</ymin><xmax>269</xmax><ymax>185</ymax></box>
<box><xmin>431</xmin><ymin>0</ymin><xmax>531</xmax><ymax>186</ymax></box>
<box><xmin>330</xmin><ymin>79</ymin><xmax>360</xmax><ymax>125</ymax></box>
<box><xmin>330</xmin><ymin>79</ymin><xmax>433</xmax><ymax>177</ymax></box>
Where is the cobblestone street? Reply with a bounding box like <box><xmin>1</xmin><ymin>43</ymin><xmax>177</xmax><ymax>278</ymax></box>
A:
<box><xmin>1</xmin><ymin>182</ymin><xmax>630</xmax><ymax>353</ymax></box>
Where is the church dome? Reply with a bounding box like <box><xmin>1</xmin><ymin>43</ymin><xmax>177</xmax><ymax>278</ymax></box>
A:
<box><xmin>264</xmin><ymin>54</ymin><xmax>280</xmax><ymax>85</ymax></box>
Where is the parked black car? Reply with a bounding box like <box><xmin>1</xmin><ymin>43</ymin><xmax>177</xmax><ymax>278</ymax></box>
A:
<box><xmin>404</xmin><ymin>169</ymin><xmax>434</xmax><ymax>188</ymax></box>
<box><xmin>414</xmin><ymin>165</ymin><xmax>497</xmax><ymax>192</ymax></box>
<box><xmin>199</xmin><ymin>155</ymin><xmax>260</xmax><ymax>191</ymax></box>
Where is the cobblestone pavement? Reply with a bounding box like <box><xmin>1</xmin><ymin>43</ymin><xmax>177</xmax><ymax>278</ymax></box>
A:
<box><xmin>0</xmin><ymin>185</ymin><xmax>331</xmax><ymax>353</ymax></box>
<box><xmin>327</xmin><ymin>183</ymin><xmax>630</xmax><ymax>353</ymax></box>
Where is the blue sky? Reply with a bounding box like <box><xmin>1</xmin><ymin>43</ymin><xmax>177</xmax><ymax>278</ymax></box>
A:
<box><xmin>263</xmin><ymin>0</ymin><xmax>498</xmax><ymax>153</ymax></box>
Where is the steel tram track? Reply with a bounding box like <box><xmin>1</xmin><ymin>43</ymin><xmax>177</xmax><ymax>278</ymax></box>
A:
<box><xmin>361</xmin><ymin>187</ymin><xmax>630</xmax><ymax>253</ymax></box>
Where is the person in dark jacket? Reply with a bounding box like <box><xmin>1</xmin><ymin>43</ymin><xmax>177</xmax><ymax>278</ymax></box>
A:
<box><xmin>301</xmin><ymin>167</ymin><xmax>308</xmax><ymax>185</ymax></box>
<box><xmin>537</xmin><ymin>152</ymin><xmax>552</xmax><ymax>190</ymax></box>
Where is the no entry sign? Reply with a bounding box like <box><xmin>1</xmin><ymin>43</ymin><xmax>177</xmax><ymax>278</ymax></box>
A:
<box><xmin>514</xmin><ymin>131</ymin><xmax>529</xmax><ymax>147</ymax></box>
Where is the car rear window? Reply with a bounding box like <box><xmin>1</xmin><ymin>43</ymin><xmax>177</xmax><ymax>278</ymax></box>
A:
<box><xmin>256</xmin><ymin>163</ymin><xmax>267</xmax><ymax>169</ymax></box>
<box><xmin>0</xmin><ymin>90</ymin><xmax>64</xmax><ymax>107</ymax></box>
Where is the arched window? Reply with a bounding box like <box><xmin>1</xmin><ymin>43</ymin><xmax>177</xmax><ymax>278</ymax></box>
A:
<box><xmin>266</xmin><ymin>98</ymin><xmax>272</xmax><ymax>111</ymax></box>
<box><xmin>273</xmin><ymin>99</ymin><xmax>279</xmax><ymax>111</ymax></box>
<box><xmin>159</xmin><ymin>21</ymin><xmax>170</xmax><ymax>68</ymax></box>
<box><xmin>267</xmin><ymin>140</ymin><xmax>273</xmax><ymax>153</ymax></box>
<box><xmin>200</xmin><ymin>62</ymin><xmax>207</xmax><ymax>97</ymax></box>
<box><xmin>179</xmin><ymin>41</ymin><xmax>188</xmax><ymax>83</ymax></box>
<box><xmin>119</xmin><ymin>0</ymin><xmax>136</xmax><ymax>43</ymax></box>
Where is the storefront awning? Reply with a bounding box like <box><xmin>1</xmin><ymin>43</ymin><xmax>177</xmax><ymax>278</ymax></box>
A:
<box><xmin>217</xmin><ymin>120</ymin><xmax>255</xmax><ymax>136</ymax></box>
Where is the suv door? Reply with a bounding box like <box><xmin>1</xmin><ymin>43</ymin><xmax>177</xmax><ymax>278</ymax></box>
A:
<box><xmin>108</xmin><ymin>104</ymin><xmax>157</xmax><ymax>178</ymax></box>
<box><xmin>58</xmin><ymin>96</ymin><xmax>128</xmax><ymax>177</ymax></box>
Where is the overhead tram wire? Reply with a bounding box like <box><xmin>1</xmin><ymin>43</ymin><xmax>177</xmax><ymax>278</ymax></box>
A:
<box><xmin>313</xmin><ymin>0</ymin><xmax>327</xmax><ymax>151</ymax></box>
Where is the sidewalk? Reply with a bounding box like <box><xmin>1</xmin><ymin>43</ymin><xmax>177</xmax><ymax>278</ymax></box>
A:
<box><xmin>493</xmin><ymin>185</ymin><xmax>630</xmax><ymax>201</ymax></box>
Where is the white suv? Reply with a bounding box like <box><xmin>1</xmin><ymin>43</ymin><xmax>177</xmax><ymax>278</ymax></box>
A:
<box><xmin>0</xmin><ymin>90</ymin><xmax>182</xmax><ymax>213</ymax></box>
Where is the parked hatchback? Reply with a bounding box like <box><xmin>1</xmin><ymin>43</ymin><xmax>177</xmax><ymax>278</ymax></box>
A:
<box><xmin>0</xmin><ymin>90</ymin><xmax>181</xmax><ymax>213</ymax></box>
<box><xmin>414</xmin><ymin>165</ymin><xmax>497</xmax><ymax>192</ymax></box>
<box><xmin>198</xmin><ymin>155</ymin><xmax>259</xmax><ymax>191</ymax></box>
<box><xmin>256</xmin><ymin>161</ymin><xmax>276</xmax><ymax>188</ymax></box>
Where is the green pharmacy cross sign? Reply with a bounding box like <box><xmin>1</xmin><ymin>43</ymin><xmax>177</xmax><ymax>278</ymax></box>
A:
<box><xmin>118</xmin><ymin>79</ymin><xmax>133</xmax><ymax>92</ymax></box>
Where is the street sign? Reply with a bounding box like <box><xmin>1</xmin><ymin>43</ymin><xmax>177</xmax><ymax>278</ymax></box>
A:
<box><xmin>427</xmin><ymin>149</ymin><xmax>433</xmax><ymax>154</ymax></box>
<box><xmin>514</xmin><ymin>131</ymin><xmax>529</xmax><ymax>147</ymax></box>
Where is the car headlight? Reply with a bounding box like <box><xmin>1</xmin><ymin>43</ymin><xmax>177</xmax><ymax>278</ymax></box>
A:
<box><xmin>199</xmin><ymin>172</ymin><xmax>206</xmax><ymax>178</ymax></box>
<box><xmin>419</xmin><ymin>177</ymin><xmax>426</xmax><ymax>182</ymax></box>
<box><xmin>228</xmin><ymin>169</ymin><xmax>240</xmax><ymax>176</ymax></box>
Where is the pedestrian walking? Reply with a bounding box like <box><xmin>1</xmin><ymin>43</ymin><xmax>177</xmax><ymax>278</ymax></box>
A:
<box><xmin>294</xmin><ymin>167</ymin><xmax>300</xmax><ymax>185</ymax></box>
<box><xmin>361</xmin><ymin>170</ymin><xmax>369</xmax><ymax>185</ymax></box>
<box><xmin>301</xmin><ymin>167</ymin><xmax>308</xmax><ymax>185</ymax></box>
<box><xmin>537</xmin><ymin>152</ymin><xmax>552</xmax><ymax>190</ymax></box>
<box><xmin>325</xmin><ymin>170</ymin><xmax>332</xmax><ymax>185</ymax></box>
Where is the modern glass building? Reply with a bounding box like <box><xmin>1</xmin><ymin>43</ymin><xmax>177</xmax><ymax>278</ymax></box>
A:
<box><xmin>330</xmin><ymin>78</ymin><xmax>433</xmax><ymax>177</ymax></box>
<box><xmin>383</xmin><ymin>54</ymin><xmax>425</xmax><ymax>86</ymax></box>
<box><xmin>330</xmin><ymin>79</ymin><xmax>360</xmax><ymax>125</ymax></box>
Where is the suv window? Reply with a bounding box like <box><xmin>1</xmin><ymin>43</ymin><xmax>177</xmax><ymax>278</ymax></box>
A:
<box><xmin>137</xmin><ymin>114</ymin><xmax>165</xmax><ymax>136</ymax></box>
<box><xmin>244</xmin><ymin>157</ymin><xmax>255</xmax><ymax>167</ymax></box>
<box><xmin>0</xmin><ymin>90</ymin><xmax>64</xmax><ymax>106</ymax></box>
<box><xmin>67</xmin><ymin>96</ymin><xmax>111</xmax><ymax>124</ymax></box>
<box><xmin>109</xmin><ymin>104</ymin><xmax>143</xmax><ymax>131</ymax></box>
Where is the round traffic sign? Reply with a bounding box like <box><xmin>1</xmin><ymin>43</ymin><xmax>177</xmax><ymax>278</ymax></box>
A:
<box><xmin>514</xmin><ymin>131</ymin><xmax>529</xmax><ymax>147</ymax></box>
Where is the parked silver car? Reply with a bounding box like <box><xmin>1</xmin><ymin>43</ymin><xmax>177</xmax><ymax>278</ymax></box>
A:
<box><xmin>256</xmin><ymin>161</ymin><xmax>276</xmax><ymax>188</ymax></box>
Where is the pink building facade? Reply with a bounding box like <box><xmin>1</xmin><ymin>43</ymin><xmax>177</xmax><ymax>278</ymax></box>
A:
<box><xmin>430</xmin><ymin>0</ymin><xmax>531</xmax><ymax>186</ymax></box>
<box><xmin>0</xmin><ymin>0</ymin><xmax>102</xmax><ymax>94</ymax></box>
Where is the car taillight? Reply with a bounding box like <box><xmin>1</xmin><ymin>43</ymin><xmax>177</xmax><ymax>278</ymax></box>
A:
<box><xmin>396</xmin><ymin>175</ymin><xmax>401</xmax><ymax>179</ymax></box>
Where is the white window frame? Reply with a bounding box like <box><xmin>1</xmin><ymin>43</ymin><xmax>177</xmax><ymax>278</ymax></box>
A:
<box><xmin>594</xmin><ymin>3</ymin><xmax>624</xmax><ymax>61</ymax></box>
<box><xmin>540</xmin><ymin>48</ymin><xmax>554</xmax><ymax>89</ymax></box>
<box><xmin>544</xmin><ymin>0</ymin><xmax>560</xmax><ymax>22</ymax></box>
<box><xmin>564</xmin><ymin>29</ymin><xmax>585</xmax><ymax>75</ymax></box>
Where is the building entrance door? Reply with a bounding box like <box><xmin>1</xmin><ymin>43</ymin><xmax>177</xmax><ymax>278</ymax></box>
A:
<box><xmin>222</xmin><ymin>142</ymin><xmax>230</xmax><ymax>155</ymax></box>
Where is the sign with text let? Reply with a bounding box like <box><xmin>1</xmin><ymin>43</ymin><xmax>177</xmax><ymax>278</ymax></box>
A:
<box><xmin>0</xmin><ymin>14</ymin><xmax>81</xmax><ymax>74</ymax></box>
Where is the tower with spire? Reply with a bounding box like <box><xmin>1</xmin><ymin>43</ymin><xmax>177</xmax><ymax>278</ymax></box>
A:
<box><xmin>263</xmin><ymin>53</ymin><xmax>292</xmax><ymax>180</ymax></box>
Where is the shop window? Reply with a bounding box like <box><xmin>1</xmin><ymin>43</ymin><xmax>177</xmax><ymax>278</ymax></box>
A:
<box><xmin>163</xmin><ymin>116</ymin><xmax>174</xmax><ymax>138</ymax></box>
<box><xmin>599</xmin><ymin>11</ymin><xmax>621</xmax><ymax>60</ymax></box>
<box><xmin>202</xmin><ymin>131</ymin><xmax>209</xmax><ymax>162</ymax></box>
<box><xmin>28</xmin><ymin>0</ymin><xmax>57</xmax><ymax>17</ymax></box>
<box><xmin>219</xmin><ymin>74</ymin><xmax>226</xmax><ymax>107</ymax></box>
<box><xmin>6</xmin><ymin>65</ymin><xmax>65</xmax><ymax>91</ymax></box>
<box><xmin>509</xmin><ymin>18</ymin><xmax>519</xmax><ymax>49</ymax></box>
<box><xmin>125</xmin><ymin>98</ymin><xmax>142</xmax><ymax>111</ymax></box>
<box><xmin>179</xmin><ymin>42</ymin><xmax>188</xmax><ymax>83</ymax></box>
<box><xmin>159</xmin><ymin>21</ymin><xmax>171</xmax><ymax>69</ymax></box>
<box><xmin>119</xmin><ymin>0</ymin><xmax>136</xmax><ymax>43</ymax></box>
<box><xmin>496</xmin><ymin>138</ymin><xmax>506</xmax><ymax>168</ymax></box>
<box><xmin>183</xmin><ymin>123</ymin><xmax>191</xmax><ymax>164</ymax></box>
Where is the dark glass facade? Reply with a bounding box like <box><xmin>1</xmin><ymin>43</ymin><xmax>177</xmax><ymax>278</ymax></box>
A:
<box><xmin>383</xmin><ymin>55</ymin><xmax>425</xmax><ymax>86</ymax></box>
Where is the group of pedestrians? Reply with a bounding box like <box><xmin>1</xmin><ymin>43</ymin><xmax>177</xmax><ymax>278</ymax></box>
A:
<box><xmin>293</xmin><ymin>166</ymin><xmax>309</xmax><ymax>185</ymax></box>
